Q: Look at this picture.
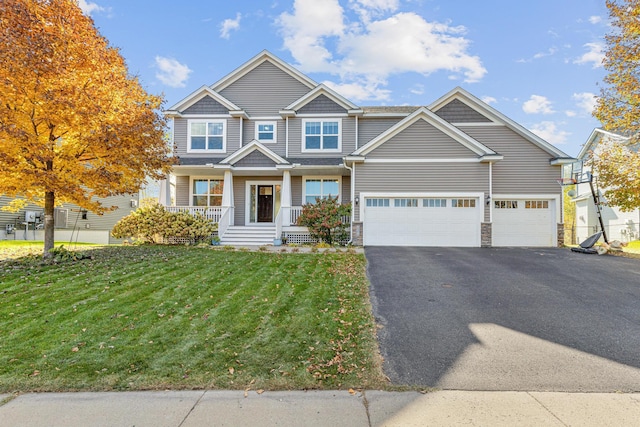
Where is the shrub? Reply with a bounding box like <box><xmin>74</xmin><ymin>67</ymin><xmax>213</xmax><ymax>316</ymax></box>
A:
<box><xmin>111</xmin><ymin>204</ymin><xmax>217</xmax><ymax>244</ymax></box>
<box><xmin>297</xmin><ymin>197</ymin><xmax>351</xmax><ymax>245</ymax></box>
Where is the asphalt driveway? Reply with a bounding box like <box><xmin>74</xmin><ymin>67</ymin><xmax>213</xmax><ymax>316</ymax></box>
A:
<box><xmin>366</xmin><ymin>247</ymin><xmax>640</xmax><ymax>392</ymax></box>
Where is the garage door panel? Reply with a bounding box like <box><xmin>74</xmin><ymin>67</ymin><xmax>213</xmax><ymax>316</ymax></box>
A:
<box><xmin>364</xmin><ymin>197</ymin><xmax>480</xmax><ymax>247</ymax></box>
<box><xmin>493</xmin><ymin>199</ymin><xmax>554</xmax><ymax>247</ymax></box>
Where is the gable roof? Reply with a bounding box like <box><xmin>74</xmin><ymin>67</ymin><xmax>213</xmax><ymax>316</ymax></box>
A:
<box><xmin>283</xmin><ymin>84</ymin><xmax>361</xmax><ymax>113</ymax></box>
<box><xmin>352</xmin><ymin>107</ymin><xmax>500</xmax><ymax>160</ymax></box>
<box><xmin>577</xmin><ymin>128</ymin><xmax>630</xmax><ymax>159</ymax></box>
<box><xmin>212</xmin><ymin>50</ymin><xmax>317</xmax><ymax>93</ymax></box>
<box><xmin>165</xmin><ymin>86</ymin><xmax>242</xmax><ymax>117</ymax></box>
<box><xmin>430</xmin><ymin>87</ymin><xmax>572</xmax><ymax>161</ymax></box>
<box><xmin>219</xmin><ymin>140</ymin><xmax>289</xmax><ymax>166</ymax></box>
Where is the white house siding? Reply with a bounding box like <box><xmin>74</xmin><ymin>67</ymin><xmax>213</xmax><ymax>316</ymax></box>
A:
<box><xmin>460</xmin><ymin>125</ymin><xmax>561</xmax><ymax>194</ymax></box>
<box><xmin>353</xmin><ymin>163</ymin><xmax>489</xmax><ymax>222</ymax></box>
<box><xmin>365</xmin><ymin>120</ymin><xmax>479</xmax><ymax>159</ymax></box>
<box><xmin>287</xmin><ymin>117</ymin><xmax>357</xmax><ymax>157</ymax></box>
<box><xmin>218</xmin><ymin>61</ymin><xmax>311</xmax><ymax>117</ymax></box>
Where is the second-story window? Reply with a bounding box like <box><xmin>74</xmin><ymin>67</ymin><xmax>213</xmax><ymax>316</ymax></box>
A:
<box><xmin>255</xmin><ymin>121</ymin><xmax>276</xmax><ymax>144</ymax></box>
<box><xmin>303</xmin><ymin>119</ymin><xmax>341</xmax><ymax>151</ymax></box>
<box><xmin>188</xmin><ymin>120</ymin><xmax>225</xmax><ymax>152</ymax></box>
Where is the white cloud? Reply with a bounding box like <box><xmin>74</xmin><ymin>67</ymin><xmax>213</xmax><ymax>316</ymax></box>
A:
<box><xmin>220</xmin><ymin>13</ymin><xmax>242</xmax><ymax>39</ymax></box>
<box><xmin>77</xmin><ymin>0</ymin><xmax>104</xmax><ymax>15</ymax></box>
<box><xmin>574</xmin><ymin>42</ymin><xmax>604</xmax><ymax>68</ymax></box>
<box><xmin>276</xmin><ymin>0</ymin><xmax>486</xmax><ymax>101</ymax></box>
<box><xmin>323</xmin><ymin>80</ymin><xmax>391</xmax><ymax>102</ymax></box>
<box><xmin>523</xmin><ymin>95</ymin><xmax>555</xmax><ymax>115</ymax></box>
<box><xmin>481</xmin><ymin>96</ymin><xmax>497</xmax><ymax>105</ymax></box>
<box><xmin>573</xmin><ymin>92</ymin><xmax>596</xmax><ymax>115</ymax></box>
<box><xmin>565</xmin><ymin>110</ymin><xmax>577</xmax><ymax>117</ymax></box>
<box><xmin>588</xmin><ymin>16</ymin><xmax>602</xmax><ymax>24</ymax></box>
<box><xmin>530</xmin><ymin>121</ymin><xmax>570</xmax><ymax>145</ymax></box>
<box><xmin>154</xmin><ymin>56</ymin><xmax>192</xmax><ymax>88</ymax></box>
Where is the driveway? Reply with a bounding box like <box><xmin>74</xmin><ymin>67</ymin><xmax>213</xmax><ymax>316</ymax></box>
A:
<box><xmin>365</xmin><ymin>247</ymin><xmax>640</xmax><ymax>392</ymax></box>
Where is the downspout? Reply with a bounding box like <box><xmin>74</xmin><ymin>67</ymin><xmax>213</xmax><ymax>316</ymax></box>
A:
<box><xmin>285</xmin><ymin>117</ymin><xmax>289</xmax><ymax>158</ymax></box>
<box><xmin>343</xmin><ymin>159</ymin><xmax>354</xmax><ymax>245</ymax></box>
<box><xmin>239</xmin><ymin>116</ymin><xmax>243</xmax><ymax>147</ymax></box>
<box><xmin>355</xmin><ymin>116</ymin><xmax>359</xmax><ymax>150</ymax></box>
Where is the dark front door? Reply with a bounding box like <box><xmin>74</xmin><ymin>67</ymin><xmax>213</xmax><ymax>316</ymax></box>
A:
<box><xmin>257</xmin><ymin>185</ymin><xmax>273</xmax><ymax>222</ymax></box>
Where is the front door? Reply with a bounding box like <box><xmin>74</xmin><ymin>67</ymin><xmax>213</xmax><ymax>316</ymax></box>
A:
<box><xmin>257</xmin><ymin>185</ymin><xmax>274</xmax><ymax>222</ymax></box>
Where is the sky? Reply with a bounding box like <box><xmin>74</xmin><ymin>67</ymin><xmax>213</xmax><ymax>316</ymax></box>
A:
<box><xmin>84</xmin><ymin>0</ymin><xmax>611</xmax><ymax>157</ymax></box>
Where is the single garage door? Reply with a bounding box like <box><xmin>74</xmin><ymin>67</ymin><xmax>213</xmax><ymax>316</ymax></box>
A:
<box><xmin>363</xmin><ymin>196</ymin><xmax>481</xmax><ymax>246</ymax></box>
<box><xmin>492</xmin><ymin>199</ymin><xmax>555</xmax><ymax>247</ymax></box>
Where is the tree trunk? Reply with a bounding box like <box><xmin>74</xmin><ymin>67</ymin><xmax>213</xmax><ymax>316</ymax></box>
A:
<box><xmin>44</xmin><ymin>191</ymin><xmax>55</xmax><ymax>258</ymax></box>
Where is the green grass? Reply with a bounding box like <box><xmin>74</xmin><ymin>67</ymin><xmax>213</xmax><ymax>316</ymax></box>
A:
<box><xmin>0</xmin><ymin>241</ymin><xmax>101</xmax><ymax>261</ymax></box>
<box><xmin>0</xmin><ymin>245</ymin><xmax>384</xmax><ymax>392</ymax></box>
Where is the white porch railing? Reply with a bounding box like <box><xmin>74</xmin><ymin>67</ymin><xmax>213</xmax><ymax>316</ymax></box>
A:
<box><xmin>165</xmin><ymin>206</ymin><xmax>223</xmax><ymax>223</ymax></box>
<box><xmin>289</xmin><ymin>206</ymin><xmax>351</xmax><ymax>225</ymax></box>
<box><xmin>217</xmin><ymin>207</ymin><xmax>233</xmax><ymax>238</ymax></box>
<box><xmin>275</xmin><ymin>208</ymin><xmax>283</xmax><ymax>241</ymax></box>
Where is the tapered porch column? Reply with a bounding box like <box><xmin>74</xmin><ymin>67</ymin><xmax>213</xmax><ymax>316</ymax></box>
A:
<box><xmin>281</xmin><ymin>170</ymin><xmax>292</xmax><ymax>226</ymax></box>
<box><xmin>222</xmin><ymin>170</ymin><xmax>234</xmax><ymax>226</ymax></box>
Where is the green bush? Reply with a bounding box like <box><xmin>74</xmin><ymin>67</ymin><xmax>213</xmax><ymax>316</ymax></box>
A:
<box><xmin>111</xmin><ymin>204</ymin><xmax>217</xmax><ymax>244</ymax></box>
<box><xmin>297</xmin><ymin>197</ymin><xmax>351</xmax><ymax>245</ymax></box>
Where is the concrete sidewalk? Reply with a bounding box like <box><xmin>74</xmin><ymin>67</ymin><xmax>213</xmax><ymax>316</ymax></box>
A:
<box><xmin>1</xmin><ymin>390</ymin><xmax>639</xmax><ymax>426</ymax></box>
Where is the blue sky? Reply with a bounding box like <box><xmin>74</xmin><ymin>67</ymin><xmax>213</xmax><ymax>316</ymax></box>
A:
<box><xmin>84</xmin><ymin>0</ymin><xmax>610</xmax><ymax>157</ymax></box>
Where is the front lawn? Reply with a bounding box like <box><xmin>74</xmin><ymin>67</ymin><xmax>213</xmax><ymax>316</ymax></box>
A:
<box><xmin>0</xmin><ymin>246</ymin><xmax>384</xmax><ymax>392</ymax></box>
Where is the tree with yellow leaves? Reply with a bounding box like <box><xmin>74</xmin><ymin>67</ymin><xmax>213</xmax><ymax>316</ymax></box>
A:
<box><xmin>593</xmin><ymin>0</ymin><xmax>640</xmax><ymax>211</ymax></box>
<box><xmin>0</xmin><ymin>0</ymin><xmax>174</xmax><ymax>256</ymax></box>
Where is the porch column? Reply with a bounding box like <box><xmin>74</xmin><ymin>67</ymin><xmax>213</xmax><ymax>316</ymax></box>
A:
<box><xmin>222</xmin><ymin>170</ymin><xmax>234</xmax><ymax>226</ymax></box>
<box><xmin>281</xmin><ymin>170</ymin><xmax>292</xmax><ymax>226</ymax></box>
<box><xmin>159</xmin><ymin>174</ymin><xmax>172</xmax><ymax>206</ymax></box>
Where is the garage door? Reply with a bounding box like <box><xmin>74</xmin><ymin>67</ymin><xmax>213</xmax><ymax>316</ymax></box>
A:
<box><xmin>492</xmin><ymin>199</ymin><xmax>555</xmax><ymax>247</ymax></box>
<box><xmin>363</xmin><ymin>196</ymin><xmax>481</xmax><ymax>246</ymax></box>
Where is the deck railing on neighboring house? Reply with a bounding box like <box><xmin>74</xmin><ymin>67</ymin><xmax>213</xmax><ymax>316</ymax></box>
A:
<box><xmin>165</xmin><ymin>206</ymin><xmax>223</xmax><ymax>223</ymax></box>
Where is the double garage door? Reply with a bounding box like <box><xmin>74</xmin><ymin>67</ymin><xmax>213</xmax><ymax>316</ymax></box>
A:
<box><xmin>362</xmin><ymin>195</ymin><xmax>556</xmax><ymax>247</ymax></box>
<box><xmin>363</xmin><ymin>196</ymin><xmax>482</xmax><ymax>247</ymax></box>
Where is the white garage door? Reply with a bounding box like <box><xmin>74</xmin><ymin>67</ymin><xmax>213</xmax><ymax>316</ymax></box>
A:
<box><xmin>363</xmin><ymin>196</ymin><xmax>481</xmax><ymax>247</ymax></box>
<box><xmin>492</xmin><ymin>199</ymin><xmax>555</xmax><ymax>247</ymax></box>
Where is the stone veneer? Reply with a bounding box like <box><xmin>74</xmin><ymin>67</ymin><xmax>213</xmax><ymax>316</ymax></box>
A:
<box><xmin>557</xmin><ymin>223</ymin><xmax>565</xmax><ymax>247</ymax></box>
<box><xmin>351</xmin><ymin>222</ymin><xmax>363</xmax><ymax>246</ymax></box>
<box><xmin>481</xmin><ymin>223</ymin><xmax>492</xmax><ymax>247</ymax></box>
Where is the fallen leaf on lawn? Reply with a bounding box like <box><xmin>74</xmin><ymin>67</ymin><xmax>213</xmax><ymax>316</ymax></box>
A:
<box><xmin>228</xmin><ymin>367</ymin><xmax>235</xmax><ymax>375</ymax></box>
<box><xmin>30</xmin><ymin>370</ymin><xmax>40</xmax><ymax>377</ymax></box>
<box><xmin>71</xmin><ymin>347</ymin><xmax>79</xmax><ymax>352</ymax></box>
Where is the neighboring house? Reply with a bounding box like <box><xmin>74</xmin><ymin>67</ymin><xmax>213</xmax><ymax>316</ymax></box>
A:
<box><xmin>164</xmin><ymin>50</ymin><xmax>573</xmax><ymax>247</ymax></box>
<box><xmin>571</xmin><ymin>128</ymin><xmax>640</xmax><ymax>243</ymax></box>
<box><xmin>0</xmin><ymin>194</ymin><xmax>139</xmax><ymax>244</ymax></box>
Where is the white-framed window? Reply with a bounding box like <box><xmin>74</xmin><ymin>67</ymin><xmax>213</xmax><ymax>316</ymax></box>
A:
<box><xmin>303</xmin><ymin>177</ymin><xmax>341</xmax><ymax>204</ymax></box>
<box><xmin>423</xmin><ymin>198</ymin><xmax>447</xmax><ymax>208</ymax></box>
<box><xmin>302</xmin><ymin>119</ymin><xmax>341</xmax><ymax>152</ymax></box>
<box><xmin>452</xmin><ymin>198</ymin><xmax>476</xmax><ymax>208</ymax></box>
<box><xmin>255</xmin><ymin>121</ymin><xmax>277</xmax><ymax>144</ymax></box>
<box><xmin>394</xmin><ymin>198</ymin><xmax>418</xmax><ymax>207</ymax></box>
<box><xmin>495</xmin><ymin>200</ymin><xmax>518</xmax><ymax>209</ymax></box>
<box><xmin>366</xmin><ymin>198</ymin><xmax>390</xmax><ymax>207</ymax></box>
<box><xmin>191</xmin><ymin>178</ymin><xmax>224</xmax><ymax>206</ymax></box>
<box><xmin>187</xmin><ymin>120</ymin><xmax>226</xmax><ymax>152</ymax></box>
<box><xmin>525</xmin><ymin>200</ymin><xmax>549</xmax><ymax>209</ymax></box>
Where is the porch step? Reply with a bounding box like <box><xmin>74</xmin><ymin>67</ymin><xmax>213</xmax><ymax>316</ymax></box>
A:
<box><xmin>220</xmin><ymin>226</ymin><xmax>277</xmax><ymax>246</ymax></box>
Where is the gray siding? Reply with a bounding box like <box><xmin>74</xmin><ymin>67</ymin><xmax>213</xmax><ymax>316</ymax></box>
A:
<box><xmin>183</xmin><ymin>96</ymin><xmax>229</xmax><ymax>115</ymax></box>
<box><xmin>342</xmin><ymin>177</ymin><xmax>351</xmax><ymax>203</ymax></box>
<box><xmin>358</xmin><ymin>117</ymin><xmax>404</xmax><ymax>147</ymax></box>
<box><xmin>233</xmin><ymin>176</ymin><xmax>248</xmax><ymax>226</ymax></box>
<box><xmin>219</xmin><ymin>62</ymin><xmax>311</xmax><ymax>116</ymax></box>
<box><xmin>291</xmin><ymin>176</ymin><xmax>303</xmax><ymax>206</ymax></box>
<box><xmin>242</xmin><ymin>119</ymin><xmax>287</xmax><ymax>156</ymax></box>
<box><xmin>366</xmin><ymin>120</ymin><xmax>478</xmax><ymax>159</ymax></box>
<box><xmin>353</xmin><ymin>162</ymin><xmax>490</xmax><ymax>221</ymax></box>
<box><xmin>175</xmin><ymin>176</ymin><xmax>190</xmax><ymax>206</ymax></box>
<box><xmin>460</xmin><ymin>125</ymin><xmax>561</xmax><ymax>194</ymax></box>
<box><xmin>434</xmin><ymin>99</ymin><xmax>492</xmax><ymax>123</ymax></box>
<box><xmin>297</xmin><ymin>94</ymin><xmax>347</xmax><ymax>114</ymax></box>
<box><xmin>173</xmin><ymin>117</ymin><xmax>240</xmax><ymax>160</ymax></box>
<box><xmin>233</xmin><ymin>150</ymin><xmax>277</xmax><ymax>167</ymax></box>
<box><xmin>287</xmin><ymin>117</ymin><xmax>356</xmax><ymax>156</ymax></box>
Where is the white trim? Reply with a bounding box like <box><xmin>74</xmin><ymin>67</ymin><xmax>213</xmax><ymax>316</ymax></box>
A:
<box><xmin>186</xmin><ymin>119</ymin><xmax>227</xmax><ymax>154</ymax></box>
<box><xmin>285</xmin><ymin>117</ymin><xmax>289</xmax><ymax>158</ymax></box>
<box><xmin>301</xmin><ymin>118</ymin><xmax>342</xmax><ymax>153</ymax></box>
<box><xmin>296</xmin><ymin>113</ymin><xmax>349</xmax><ymax>118</ymax></box>
<box><xmin>284</xmin><ymin>84</ymin><xmax>359</xmax><ymax>112</ymax></box>
<box><xmin>255</xmin><ymin>121</ymin><xmax>277</xmax><ymax>144</ymax></box>
<box><xmin>302</xmin><ymin>176</ymin><xmax>343</xmax><ymax>204</ymax></box>
<box><xmin>364</xmin><ymin>158</ymin><xmax>481</xmax><ymax>163</ymax></box>
<box><xmin>455</xmin><ymin>122</ymin><xmax>503</xmax><ymax>127</ymax></box>
<box><xmin>220</xmin><ymin>140</ymin><xmax>288</xmax><ymax>165</ymax></box>
<box><xmin>189</xmin><ymin>176</ymin><xmax>225</xmax><ymax>207</ymax></box>
<box><xmin>244</xmin><ymin>180</ymin><xmax>283</xmax><ymax>225</ymax></box>
<box><xmin>178</xmin><ymin>114</ymin><xmax>231</xmax><ymax>119</ymax></box>
<box><xmin>166</xmin><ymin>85</ymin><xmax>242</xmax><ymax>113</ymax></box>
<box><xmin>489</xmin><ymin>162</ymin><xmax>493</xmax><ymax>223</ymax></box>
